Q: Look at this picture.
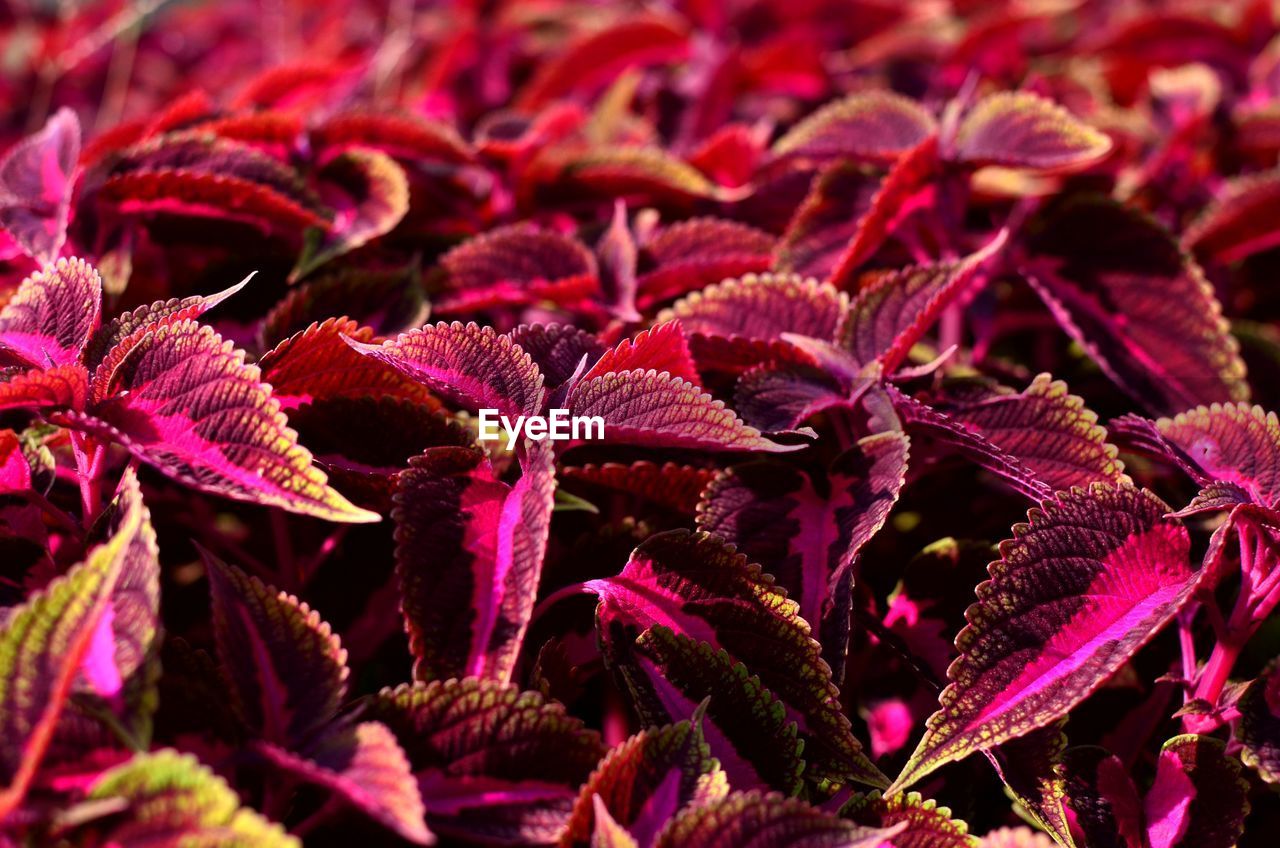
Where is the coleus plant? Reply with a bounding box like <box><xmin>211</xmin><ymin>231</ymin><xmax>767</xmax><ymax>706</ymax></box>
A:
<box><xmin>5</xmin><ymin>0</ymin><xmax>1280</xmax><ymax>846</ymax></box>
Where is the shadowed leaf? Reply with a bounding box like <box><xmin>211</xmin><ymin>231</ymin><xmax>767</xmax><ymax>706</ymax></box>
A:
<box><xmin>654</xmin><ymin>789</ymin><xmax>896</xmax><ymax>848</ymax></box>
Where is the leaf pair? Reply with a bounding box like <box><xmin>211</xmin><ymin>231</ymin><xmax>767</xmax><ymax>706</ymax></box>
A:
<box><xmin>0</xmin><ymin>258</ymin><xmax>377</xmax><ymax>522</ymax></box>
<box><xmin>349</xmin><ymin>319</ymin><xmax>793</xmax><ymax>454</ymax></box>
<box><xmin>590</xmin><ymin>530</ymin><xmax>888</xmax><ymax>794</ymax></box>
<box><xmin>203</xmin><ymin>552</ymin><xmax>432</xmax><ymax>843</ymax></box>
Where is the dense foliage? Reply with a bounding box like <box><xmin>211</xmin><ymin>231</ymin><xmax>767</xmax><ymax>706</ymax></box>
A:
<box><xmin>3</xmin><ymin>0</ymin><xmax>1280</xmax><ymax>845</ymax></box>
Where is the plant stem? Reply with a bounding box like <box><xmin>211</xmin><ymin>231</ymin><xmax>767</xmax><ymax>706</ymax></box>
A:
<box><xmin>69</xmin><ymin>433</ymin><xmax>104</xmax><ymax>525</ymax></box>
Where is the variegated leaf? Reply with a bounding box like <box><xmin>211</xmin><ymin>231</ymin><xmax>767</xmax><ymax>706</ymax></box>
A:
<box><xmin>696</xmin><ymin>432</ymin><xmax>909</xmax><ymax>670</ymax></box>
<box><xmin>0</xmin><ymin>470</ymin><xmax>150</xmax><ymax>817</ymax></box>
<box><xmin>840</xmin><ymin>791</ymin><xmax>978</xmax><ymax>848</ymax></box>
<box><xmin>1022</xmin><ymin>198</ymin><xmax>1248</xmax><ymax>414</ymax></box>
<box><xmin>0</xmin><ymin>257</ymin><xmax>100</xmax><ymax>369</ymax></box>
<box><xmin>204</xmin><ymin>552</ymin><xmax>348</xmax><ymax>748</ymax></box>
<box><xmin>590</xmin><ymin>530</ymin><xmax>887</xmax><ymax>791</ymax></box>
<box><xmin>368</xmin><ymin>678</ymin><xmax>606</xmax><ymax>845</ymax></box>
<box><xmin>84</xmin><ymin>320</ymin><xmax>378</xmax><ymax>522</ymax></box>
<box><xmin>653</xmin><ymin>790</ymin><xmax>897</xmax><ymax>848</ymax></box>
<box><xmin>392</xmin><ymin>443</ymin><xmax>556</xmax><ymax>683</ymax></box>
<box><xmin>346</xmin><ymin>321</ymin><xmax>546</xmax><ymax>420</ymax></box>
<box><xmin>891</xmin><ymin>484</ymin><xmax>1200</xmax><ymax>792</ymax></box>
<box><xmin>561</xmin><ymin>713</ymin><xmax>726</xmax><ymax>848</ymax></box>
<box><xmin>951</xmin><ymin>92</ymin><xmax>1112</xmax><ymax>171</ymax></box>
<box><xmin>772</xmin><ymin>91</ymin><xmax>938</xmax><ymax>163</ymax></box>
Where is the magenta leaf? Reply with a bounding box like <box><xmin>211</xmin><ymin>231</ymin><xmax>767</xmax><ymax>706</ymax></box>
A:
<box><xmin>562</xmin><ymin>713</ymin><xmax>726</xmax><ymax>848</ymax></box>
<box><xmin>0</xmin><ymin>469</ymin><xmax>151</xmax><ymax>818</ymax></box>
<box><xmin>771</xmin><ymin>91</ymin><xmax>938</xmax><ymax>164</ymax></box>
<box><xmin>891</xmin><ymin>484</ymin><xmax>1200</xmax><ymax>791</ymax></box>
<box><xmin>1145</xmin><ymin>735</ymin><xmax>1249</xmax><ymax>848</ymax></box>
<box><xmin>392</xmin><ymin>443</ymin><xmax>556</xmax><ymax>683</ymax></box>
<box><xmin>696</xmin><ymin>432</ymin><xmax>909</xmax><ymax>669</ymax></box>
<box><xmin>83</xmin><ymin>319</ymin><xmax>378</xmax><ymax>522</ymax></box>
<box><xmin>0</xmin><ymin>257</ymin><xmax>101</xmax><ymax>370</ymax></box>
<box><xmin>951</xmin><ymin>92</ymin><xmax>1112</xmax><ymax>170</ymax></box>
<box><xmin>506</xmin><ymin>323</ymin><xmax>606</xmax><ymax>389</ymax></box>
<box><xmin>1154</xmin><ymin>403</ymin><xmax>1280</xmax><ymax>508</ymax></box>
<box><xmin>83</xmin><ymin>274</ymin><xmax>248</xmax><ymax>379</ymax></box>
<box><xmin>840</xmin><ymin>791</ymin><xmax>977</xmax><ymax>848</ymax></box>
<box><xmin>653</xmin><ymin>789</ymin><xmax>897</xmax><ymax>848</ymax></box>
<box><xmin>0</xmin><ymin>431</ymin><xmax>29</xmax><ymax>495</ymax></box>
<box><xmin>347</xmin><ymin>321</ymin><xmax>546</xmax><ymax>420</ymax></box>
<box><xmin>925</xmin><ymin>374</ymin><xmax>1130</xmax><ymax>493</ymax></box>
<box><xmin>772</xmin><ymin>163</ymin><xmax>888</xmax><ymax>281</ymax></box>
<box><xmin>0</xmin><ymin>108</ymin><xmax>80</xmax><ymax>265</ymax></box>
<box><xmin>659</xmin><ymin>273</ymin><xmax>848</xmax><ymax>375</ymax></box>
<box><xmin>204</xmin><ymin>552</ymin><xmax>348</xmax><ymax>748</ymax></box>
<box><xmin>636</xmin><ymin>218</ymin><xmax>775</xmax><ymax>308</ymax></box>
<box><xmin>436</xmin><ymin>223</ymin><xmax>598</xmax><ymax>313</ymax></box>
<box><xmin>367</xmin><ymin>678</ymin><xmax>606</xmax><ymax>845</ymax></box>
<box><xmin>84</xmin><ymin>749</ymin><xmax>298</xmax><ymax>846</ymax></box>
<box><xmin>1021</xmin><ymin>198</ymin><xmax>1248</xmax><ymax>414</ymax></box>
<box><xmin>838</xmin><ymin>232</ymin><xmax>1007</xmax><ymax>373</ymax></box>
<box><xmin>567</xmin><ymin>369</ymin><xmax>795</xmax><ymax>453</ymax></box>
<box><xmin>258</xmin><ymin>721</ymin><xmax>432</xmax><ymax>844</ymax></box>
<box><xmin>591</xmin><ymin>530</ymin><xmax>887</xmax><ymax>792</ymax></box>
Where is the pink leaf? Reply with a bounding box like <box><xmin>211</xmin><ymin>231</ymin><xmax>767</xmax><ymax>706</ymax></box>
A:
<box><xmin>0</xmin><ymin>108</ymin><xmax>80</xmax><ymax>264</ymax></box>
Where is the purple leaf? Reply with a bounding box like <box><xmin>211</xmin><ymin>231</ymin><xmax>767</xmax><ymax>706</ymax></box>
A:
<box><xmin>951</xmin><ymin>92</ymin><xmax>1112</xmax><ymax>170</ymax></box>
<box><xmin>926</xmin><ymin>374</ymin><xmax>1130</xmax><ymax>493</ymax></box>
<box><xmin>562</xmin><ymin>462</ymin><xmax>718</xmax><ymax>515</ymax></box>
<box><xmin>392</xmin><ymin>443</ymin><xmax>556</xmax><ymax>683</ymax></box>
<box><xmin>0</xmin><ymin>469</ymin><xmax>151</xmax><ymax>818</ymax></box>
<box><xmin>1182</xmin><ymin>169</ymin><xmax>1280</xmax><ymax>263</ymax></box>
<box><xmin>436</xmin><ymin>223</ymin><xmax>598</xmax><ymax>313</ymax></box>
<box><xmin>204</xmin><ymin>552</ymin><xmax>348</xmax><ymax>748</ymax></box>
<box><xmin>1021</xmin><ymin>198</ymin><xmax>1248</xmax><ymax>414</ymax></box>
<box><xmin>83</xmin><ymin>274</ymin><xmax>248</xmax><ymax>379</ymax></box>
<box><xmin>696</xmin><ymin>432</ymin><xmax>909</xmax><ymax>670</ymax></box>
<box><xmin>891</xmin><ymin>484</ymin><xmax>1200</xmax><ymax>792</ymax></box>
<box><xmin>771</xmin><ymin>90</ymin><xmax>938</xmax><ymax>164</ymax></box>
<box><xmin>1154</xmin><ymin>403</ymin><xmax>1280</xmax><ymax>508</ymax></box>
<box><xmin>85</xmin><ymin>749</ymin><xmax>298</xmax><ymax>846</ymax></box>
<box><xmin>653</xmin><ymin>789</ymin><xmax>898</xmax><ymax>848</ymax></box>
<box><xmin>659</xmin><ymin>273</ymin><xmax>848</xmax><ymax>375</ymax></box>
<box><xmin>259</xmin><ymin>264</ymin><xmax>428</xmax><ymax>349</ymax></box>
<box><xmin>590</xmin><ymin>530</ymin><xmax>887</xmax><ymax>791</ymax></box>
<box><xmin>733</xmin><ymin>362</ymin><xmax>857</xmax><ymax>435</ymax></box>
<box><xmin>84</xmin><ymin>319</ymin><xmax>378</xmax><ymax>522</ymax></box>
<box><xmin>0</xmin><ymin>108</ymin><xmax>80</xmax><ymax>264</ymax></box>
<box><xmin>258</xmin><ymin>721</ymin><xmax>433</xmax><ymax>844</ymax></box>
<box><xmin>838</xmin><ymin>232</ymin><xmax>1007</xmax><ymax>373</ymax></box>
<box><xmin>507</xmin><ymin>323</ymin><xmax>606</xmax><ymax>389</ymax></box>
<box><xmin>561</xmin><ymin>713</ymin><xmax>726</xmax><ymax>848</ymax></box>
<box><xmin>0</xmin><ymin>257</ymin><xmax>101</xmax><ymax>369</ymax></box>
<box><xmin>636</xmin><ymin>218</ymin><xmax>775</xmax><ymax>308</ymax></box>
<box><xmin>346</xmin><ymin>321</ymin><xmax>546</xmax><ymax>420</ymax></box>
<box><xmin>568</xmin><ymin>369</ymin><xmax>795</xmax><ymax>453</ymax></box>
<box><xmin>368</xmin><ymin>678</ymin><xmax>606</xmax><ymax>846</ymax></box>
